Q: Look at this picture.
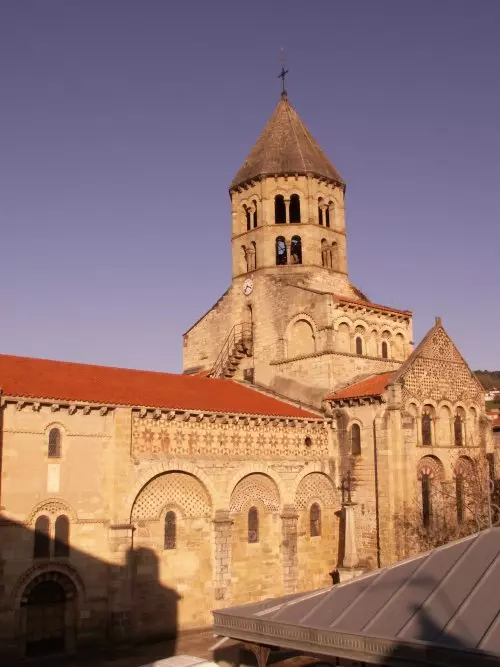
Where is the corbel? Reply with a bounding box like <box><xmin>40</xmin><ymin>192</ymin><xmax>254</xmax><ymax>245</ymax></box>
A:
<box><xmin>209</xmin><ymin>414</ymin><xmax>217</xmax><ymax>424</ymax></box>
<box><xmin>16</xmin><ymin>401</ymin><xmax>25</xmax><ymax>411</ymax></box>
<box><xmin>153</xmin><ymin>409</ymin><xmax>162</xmax><ymax>420</ymax></box>
<box><xmin>68</xmin><ymin>405</ymin><xmax>77</xmax><ymax>415</ymax></box>
<box><xmin>167</xmin><ymin>411</ymin><xmax>176</xmax><ymax>421</ymax></box>
<box><xmin>99</xmin><ymin>406</ymin><xmax>108</xmax><ymax>416</ymax></box>
<box><xmin>196</xmin><ymin>413</ymin><xmax>205</xmax><ymax>422</ymax></box>
<box><xmin>139</xmin><ymin>407</ymin><xmax>147</xmax><ymax>418</ymax></box>
<box><xmin>83</xmin><ymin>406</ymin><xmax>91</xmax><ymax>415</ymax></box>
<box><xmin>51</xmin><ymin>404</ymin><xmax>60</xmax><ymax>413</ymax></box>
<box><xmin>182</xmin><ymin>412</ymin><xmax>191</xmax><ymax>422</ymax></box>
<box><xmin>233</xmin><ymin>416</ymin><xmax>240</xmax><ymax>425</ymax></box>
<box><xmin>32</xmin><ymin>402</ymin><xmax>41</xmax><ymax>412</ymax></box>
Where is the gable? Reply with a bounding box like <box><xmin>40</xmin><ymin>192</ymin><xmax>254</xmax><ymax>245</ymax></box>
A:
<box><xmin>397</xmin><ymin>326</ymin><xmax>483</xmax><ymax>405</ymax></box>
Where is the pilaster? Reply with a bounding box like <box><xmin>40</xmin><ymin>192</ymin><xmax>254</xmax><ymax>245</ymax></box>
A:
<box><xmin>281</xmin><ymin>505</ymin><xmax>298</xmax><ymax>594</ymax></box>
<box><xmin>106</xmin><ymin>524</ymin><xmax>135</xmax><ymax>643</ymax></box>
<box><xmin>213</xmin><ymin>510</ymin><xmax>233</xmax><ymax>604</ymax></box>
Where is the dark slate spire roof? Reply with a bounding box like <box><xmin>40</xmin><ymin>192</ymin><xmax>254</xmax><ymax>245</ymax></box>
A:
<box><xmin>230</xmin><ymin>94</ymin><xmax>344</xmax><ymax>189</ymax></box>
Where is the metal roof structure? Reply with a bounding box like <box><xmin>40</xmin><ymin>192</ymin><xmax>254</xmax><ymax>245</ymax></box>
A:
<box><xmin>213</xmin><ymin>528</ymin><xmax>500</xmax><ymax>666</ymax></box>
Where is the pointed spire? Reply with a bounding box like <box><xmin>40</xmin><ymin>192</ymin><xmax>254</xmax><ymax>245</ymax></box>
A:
<box><xmin>230</xmin><ymin>96</ymin><xmax>344</xmax><ymax>190</ymax></box>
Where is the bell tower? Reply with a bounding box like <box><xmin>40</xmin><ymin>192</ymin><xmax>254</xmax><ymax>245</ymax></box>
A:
<box><xmin>229</xmin><ymin>90</ymin><xmax>351</xmax><ymax>295</ymax></box>
<box><xmin>183</xmin><ymin>86</ymin><xmax>412</xmax><ymax>408</ymax></box>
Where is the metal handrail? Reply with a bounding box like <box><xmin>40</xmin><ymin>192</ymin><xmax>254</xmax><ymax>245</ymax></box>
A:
<box><xmin>211</xmin><ymin>322</ymin><xmax>252</xmax><ymax>378</ymax></box>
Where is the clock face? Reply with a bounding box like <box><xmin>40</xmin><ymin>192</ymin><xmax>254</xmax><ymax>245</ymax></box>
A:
<box><xmin>243</xmin><ymin>278</ymin><xmax>254</xmax><ymax>296</ymax></box>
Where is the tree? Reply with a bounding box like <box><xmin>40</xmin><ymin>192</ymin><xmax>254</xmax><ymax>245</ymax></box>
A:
<box><xmin>394</xmin><ymin>451</ymin><xmax>496</xmax><ymax>558</ymax></box>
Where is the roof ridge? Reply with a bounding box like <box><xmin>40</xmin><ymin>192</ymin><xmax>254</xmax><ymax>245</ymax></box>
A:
<box><xmin>0</xmin><ymin>352</ymin><xmax>319</xmax><ymax>418</ymax></box>
<box><xmin>284</xmin><ymin>99</ymin><xmax>307</xmax><ymax>172</ymax></box>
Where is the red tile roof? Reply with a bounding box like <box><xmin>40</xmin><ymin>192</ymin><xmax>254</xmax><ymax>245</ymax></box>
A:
<box><xmin>493</xmin><ymin>416</ymin><xmax>500</xmax><ymax>430</ymax></box>
<box><xmin>333</xmin><ymin>295</ymin><xmax>412</xmax><ymax>316</ymax></box>
<box><xmin>325</xmin><ymin>372</ymin><xmax>394</xmax><ymax>401</ymax></box>
<box><xmin>0</xmin><ymin>354</ymin><xmax>318</xmax><ymax>419</ymax></box>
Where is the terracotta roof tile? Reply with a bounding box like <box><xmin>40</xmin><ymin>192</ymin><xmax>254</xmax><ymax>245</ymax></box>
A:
<box><xmin>333</xmin><ymin>295</ymin><xmax>412</xmax><ymax>316</ymax></box>
<box><xmin>325</xmin><ymin>372</ymin><xmax>394</xmax><ymax>401</ymax></box>
<box><xmin>493</xmin><ymin>416</ymin><xmax>500</xmax><ymax>429</ymax></box>
<box><xmin>0</xmin><ymin>354</ymin><xmax>318</xmax><ymax>419</ymax></box>
<box><xmin>231</xmin><ymin>94</ymin><xmax>343</xmax><ymax>189</ymax></box>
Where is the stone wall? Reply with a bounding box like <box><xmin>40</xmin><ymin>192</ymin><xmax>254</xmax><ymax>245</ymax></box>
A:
<box><xmin>0</xmin><ymin>399</ymin><xmax>339</xmax><ymax>656</ymax></box>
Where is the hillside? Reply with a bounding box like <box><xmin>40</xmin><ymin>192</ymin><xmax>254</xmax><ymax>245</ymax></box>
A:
<box><xmin>474</xmin><ymin>370</ymin><xmax>500</xmax><ymax>391</ymax></box>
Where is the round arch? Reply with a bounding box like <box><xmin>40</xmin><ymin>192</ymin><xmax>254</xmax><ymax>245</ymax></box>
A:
<box><xmin>124</xmin><ymin>460</ymin><xmax>217</xmax><ymax>521</ymax></box>
<box><xmin>294</xmin><ymin>471</ymin><xmax>336</xmax><ymax>509</ymax></box>
<box><xmin>12</xmin><ymin>563</ymin><xmax>86</xmax><ymax>609</ymax></box>
<box><xmin>292</xmin><ymin>464</ymin><xmax>336</xmax><ymax>498</ymax></box>
<box><xmin>26</xmin><ymin>499</ymin><xmax>77</xmax><ymax>526</ymax></box>
<box><xmin>285</xmin><ymin>314</ymin><xmax>317</xmax><ymax>358</ymax></box>
<box><xmin>225</xmin><ymin>465</ymin><xmax>287</xmax><ymax>508</ymax></box>
<box><xmin>333</xmin><ymin>317</ymin><xmax>354</xmax><ymax>332</ymax></box>
<box><xmin>417</xmin><ymin>455</ymin><xmax>445</xmax><ymax>481</ymax></box>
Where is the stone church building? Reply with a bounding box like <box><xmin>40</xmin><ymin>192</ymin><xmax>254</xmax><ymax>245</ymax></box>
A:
<box><xmin>0</xmin><ymin>91</ymin><xmax>494</xmax><ymax>659</ymax></box>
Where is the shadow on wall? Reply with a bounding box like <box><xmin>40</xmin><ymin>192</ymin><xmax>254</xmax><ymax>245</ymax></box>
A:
<box><xmin>0</xmin><ymin>515</ymin><xmax>181</xmax><ymax>665</ymax></box>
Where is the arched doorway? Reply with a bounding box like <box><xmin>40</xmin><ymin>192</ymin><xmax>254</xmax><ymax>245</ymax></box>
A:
<box><xmin>21</xmin><ymin>572</ymin><xmax>77</xmax><ymax>657</ymax></box>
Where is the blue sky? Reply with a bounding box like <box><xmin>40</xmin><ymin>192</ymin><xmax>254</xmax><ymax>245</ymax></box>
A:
<box><xmin>1</xmin><ymin>0</ymin><xmax>499</xmax><ymax>372</ymax></box>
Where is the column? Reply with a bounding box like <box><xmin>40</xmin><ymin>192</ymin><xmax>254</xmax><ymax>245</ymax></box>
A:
<box><xmin>213</xmin><ymin>510</ymin><xmax>233</xmax><ymax>604</ymax></box>
<box><xmin>284</xmin><ymin>198</ymin><xmax>290</xmax><ymax>224</ymax></box>
<box><xmin>281</xmin><ymin>505</ymin><xmax>298</xmax><ymax>594</ymax></box>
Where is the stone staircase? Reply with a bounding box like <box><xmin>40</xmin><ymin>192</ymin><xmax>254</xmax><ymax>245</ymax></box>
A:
<box><xmin>210</xmin><ymin>323</ymin><xmax>253</xmax><ymax>379</ymax></box>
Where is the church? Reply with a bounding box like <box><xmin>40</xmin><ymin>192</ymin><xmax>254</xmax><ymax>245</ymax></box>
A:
<box><xmin>0</xmin><ymin>88</ymin><xmax>494</xmax><ymax>660</ymax></box>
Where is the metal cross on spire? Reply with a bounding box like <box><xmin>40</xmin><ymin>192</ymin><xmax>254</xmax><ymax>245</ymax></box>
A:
<box><xmin>278</xmin><ymin>48</ymin><xmax>288</xmax><ymax>98</ymax></box>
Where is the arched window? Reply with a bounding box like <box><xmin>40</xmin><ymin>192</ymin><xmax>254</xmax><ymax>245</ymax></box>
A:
<box><xmin>318</xmin><ymin>198</ymin><xmax>324</xmax><ymax>225</ymax></box>
<box><xmin>33</xmin><ymin>516</ymin><xmax>50</xmax><ymax>559</ymax></box>
<box><xmin>164</xmin><ymin>511</ymin><xmax>176</xmax><ymax>550</ymax></box>
<box><xmin>245</xmin><ymin>242</ymin><xmax>256</xmax><ymax>271</ymax></box>
<box><xmin>355</xmin><ymin>336</ymin><xmax>363</xmax><ymax>356</ymax></box>
<box><xmin>325</xmin><ymin>206</ymin><xmax>330</xmax><ymax>228</ymax></box>
<box><xmin>310</xmin><ymin>503</ymin><xmax>321</xmax><ymax>537</ymax></box>
<box><xmin>421</xmin><ymin>473</ymin><xmax>432</xmax><ymax>528</ymax></box>
<box><xmin>351</xmin><ymin>423</ymin><xmax>361</xmax><ymax>455</ymax></box>
<box><xmin>422</xmin><ymin>410</ymin><xmax>433</xmax><ymax>447</ymax></box>
<box><xmin>381</xmin><ymin>341</ymin><xmax>388</xmax><ymax>359</ymax></box>
<box><xmin>248</xmin><ymin>506</ymin><xmax>259</xmax><ymax>543</ymax></box>
<box><xmin>291</xmin><ymin>235</ymin><xmax>302</xmax><ymax>264</ymax></box>
<box><xmin>321</xmin><ymin>239</ymin><xmax>330</xmax><ymax>268</ymax></box>
<box><xmin>456</xmin><ymin>474</ymin><xmax>464</xmax><ymax>524</ymax></box>
<box><xmin>54</xmin><ymin>515</ymin><xmax>70</xmax><ymax>557</ymax></box>
<box><xmin>275</xmin><ymin>195</ymin><xmax>286</xmax><ymax>224</ymax></box>
<box><xmin>330</xmin><ymin>242</ymin><xmax>338</xmax><ymax>269</ymax></box>
<box><xmin>245</xmin><ymin>206</ymin><xmax>251</xmax><ymax>231</ymax></box>
<box><xmin>276</xmin><ymin>236</ymin><xmax>287</xmax><ymax>265</ymax></box>
<box><xmin>252</xmin><ymin>200</ymin><xmax>258</xmax><ymax>228</ymax></box>
<box><xmin>48</xmin><ymin>428</ymin><xmax>61</xmax><ymax>458</ymax></box>
<box><xmin>454</xmin><ymin>413</ymin><xmax>464</xmax><ymax>447</ymax></box>
<box><xmin>290</xmin><ymin>194</ymin><xmax>301</xmax><ymax>223</ymax></box>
